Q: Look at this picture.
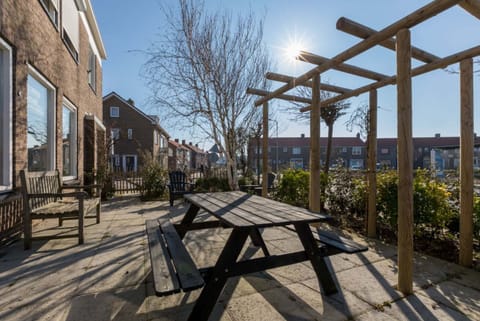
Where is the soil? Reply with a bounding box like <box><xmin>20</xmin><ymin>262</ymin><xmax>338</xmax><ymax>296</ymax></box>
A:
<box><xmin>335</xmin><ymin>215</ymin><xmax>480</xmax><ymax>271</ymax></box>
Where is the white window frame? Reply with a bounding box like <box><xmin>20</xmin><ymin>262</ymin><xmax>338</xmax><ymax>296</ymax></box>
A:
<box><xmin>27</xmin><ymin>65</ymin><xmax>56</xmax><ymax>172</ymax></box>
<box><xmin>352</xmin><ymin>146</ymin><xmax>362</xmax><ymax>156</ymax></box>
<box><xmin>110</xmin><ymin>106</ymin><xmax>119</xmax><ymax>118</ymax></box>
<box><xmin>62</xmin><ymin>98</ymin><xmax>77</xmax><ymax>181</ymax></box>
<box><xmin>292</xmin><ymin>147</ymin><xmax>301</xmax><ymax>155</ymax></box>
<box><xmin>62</xmin><ymin>0</ymin><xmax>80</xmax><ymax>61</ymax></box>
<box><xmin>127</xmin><ymin>128</ymin><xmax>133</xmax><ymax>140</ymax></box>
<box><xmin>0</xmin><ymin>38</ymin><xmax>12</xmax><ymax>192</ymax></box>
<box><xmin>87</xmin><ymin>47</ymin><xmax>96</xmax><ymax>91</ymax></box>
<box><xmin>39</xmin><ymin>0</ymin><xmax>59</xmax><ymax>28</ymax></box>
<box><xmin>111</xmin><ymin>128</ymin><xmax>120</xmax><ymax>140</ymax></box>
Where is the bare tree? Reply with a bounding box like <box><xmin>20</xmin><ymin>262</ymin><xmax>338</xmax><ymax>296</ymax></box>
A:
<box><xmin>142</xmin><ymin>0</ymin><xmax>271</xmax><ymax>190</ymax></box>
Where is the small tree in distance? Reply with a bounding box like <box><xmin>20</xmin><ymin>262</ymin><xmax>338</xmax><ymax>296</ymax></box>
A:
<box><xmin>142</xmin><ymin>0</ymin><xmax>272</xmax><ymax>190</ymax></box>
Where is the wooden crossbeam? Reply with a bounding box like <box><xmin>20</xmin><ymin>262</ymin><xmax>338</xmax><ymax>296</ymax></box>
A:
<box><xmin>265</xmin><ymin>72</ymin><xmax>352</xmax><ymax>94</ymax></box>
<box><xmin>300</xmin><ymin>45</ymin><xmax>480</xmax><ymax>112</ymax></box>
<box><xmin>297</xmin><ymin>51</ymin><xmax>388</xmax><ymax>81</ymax></box>
<box><xmin>246</xmin><ymin>88</ymin><xmax>311</xmax><ymax>104</ymax></box>
<box><xmin>459</xmin><ymin>0</ymin><xmax>480</xmax><ymax>19</ymax></box>
<box><xmin>254</xmin><ymin>0</ymin><xmax>462</xmax><ymax>107</ymax></box>
<box><xmin>336</xmin><ymin>17</ymin><xmax>440</xmax><ymax>63</ymax></box>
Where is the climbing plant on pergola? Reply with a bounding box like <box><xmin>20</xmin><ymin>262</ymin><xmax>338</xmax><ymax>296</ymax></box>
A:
<box><xmin>247</xmin><ymin>0</ymin><xmax>479</xmax><ymax>295</ymax></box>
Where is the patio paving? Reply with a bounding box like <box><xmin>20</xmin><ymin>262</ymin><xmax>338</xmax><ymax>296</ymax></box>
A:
<box><xmin>0</xmin><ymin>195</ymin><xmax>478</xmax><ymax>321</ymax></box>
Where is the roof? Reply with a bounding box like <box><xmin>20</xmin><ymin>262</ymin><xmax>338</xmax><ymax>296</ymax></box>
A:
<box><xmin>85</xmin><ymin>0</ymin><xmax>107</xmax><ymax>59</ymax></box>
<box><xmin>103</xmin><ymin>92</ymin><xmax>170</xmax><ymax>138</ymax></box>
<box><xmin>378</xmin><ymin>136</ymin><xmax>480</xmax><ymax>148</ymax></box>
<box><xmin>266</xmin><ymin>136</ymin><xmax>365</xmax><ymax>147</ymax></box>
<box><xmin>184</xmin><ymin>143</ymin><xmax>206</xmax><ymax>154</ymax></box>
<box><xmin>169</xmin><ymin>140</ymin><xmax>190</xmax><ymax>151</ymax></box>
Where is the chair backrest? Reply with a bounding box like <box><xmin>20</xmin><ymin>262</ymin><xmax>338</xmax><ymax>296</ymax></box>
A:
<box><xmin>169</xmin><ymin>171</ymin><xmax>188</xmax><ymax>192</ymax></box>
<box><xmin>20</xmin><ymin>170</ymin><xmax>61</xmax><ymax>210</ymax></box>
<box><xmin>267</xmin><ymin>172</ymin><xmax>276</xmax><ymax>189</ymax></box>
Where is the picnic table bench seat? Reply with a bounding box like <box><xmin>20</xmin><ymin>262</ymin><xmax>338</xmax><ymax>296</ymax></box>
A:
<box><xmin>285</xmin><ymin>225</ymin><xmax>368</xmax><ymax>255</ymax></box>
<box><xmin>146</xmin><ymin>219</ymin><xmax>204</xmax><ymax>296</ymax></box>
<box><xmin>20</xmin><ymin>170</ymin><xmax>101</xmax><ymax>250</ymax></box>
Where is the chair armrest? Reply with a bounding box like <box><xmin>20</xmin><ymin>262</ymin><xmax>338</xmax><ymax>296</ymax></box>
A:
<box><xmin>28</xmin><ymin>192</ymin><xmax>88</xmax><ymax>199</ymax></box>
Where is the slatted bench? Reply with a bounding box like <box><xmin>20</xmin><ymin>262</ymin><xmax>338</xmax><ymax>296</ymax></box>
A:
<box><xmin>20</xmin><ymin>170</ymin><xmax>101</xmax><ymax>250</ymax></box>
<box><xmin>146</xmin><ymin>219</ymin><xmax>204</xmax><ymax>296</ymax></box>
<box><xmin>285</xmin><ymin>225</ymin><xmax>368</xmax><ymax>256</ymax></box>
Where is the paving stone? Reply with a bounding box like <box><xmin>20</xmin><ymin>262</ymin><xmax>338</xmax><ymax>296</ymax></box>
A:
<box><xmin>417</xmin><ymin>280</ymin><xmax>480</xmax><ymax>320</ymax></box>
<box><xmin>382</xmin><ymin>292</ymin><xmax>472</xmax><ymax>321</ymax></box>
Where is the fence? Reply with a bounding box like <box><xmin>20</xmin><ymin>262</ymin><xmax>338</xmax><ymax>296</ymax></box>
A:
<box><xmin>0</xmin><ymin>194</ymin><xmax>23</xmax><ymax>246</ymax></box>
<box><xmin>111</xmin><ymin>171</ymin><xmax>144</xmax><ymax>195</ymax></box>
<box><xmin>189</xmin><ymin>167</ymin><xmax>228</xmax><ymax>184</ymax></box>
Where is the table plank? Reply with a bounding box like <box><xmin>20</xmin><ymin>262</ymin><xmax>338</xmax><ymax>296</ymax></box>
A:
<box><xmin>185</xmin><ymin>192</ymin><xmax>330</xmax><ymax>228</ymax></box>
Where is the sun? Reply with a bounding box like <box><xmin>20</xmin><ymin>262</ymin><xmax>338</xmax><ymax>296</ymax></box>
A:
<box><xmin>280</xmin><ymin>31</ymin><xmax>309</xmax><ymax>63</ymax></box>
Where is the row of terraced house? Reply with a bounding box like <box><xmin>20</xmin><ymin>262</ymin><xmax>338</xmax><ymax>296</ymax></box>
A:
<box><xmin>248</xmin><ymin>133</ymin><xmax>480</xmax><ymax>172</ymax></box>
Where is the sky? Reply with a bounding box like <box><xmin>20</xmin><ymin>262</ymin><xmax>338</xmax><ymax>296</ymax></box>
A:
<box><xmin>91</xmin><ymin>0</ymin><xmax>479</xmax><ymax>148</ymax></box>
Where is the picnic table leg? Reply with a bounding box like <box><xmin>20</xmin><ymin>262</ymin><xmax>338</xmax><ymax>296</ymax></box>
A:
<box><xmin>249</xmin><ymin>227</ymin><xmax>270</xmax><ymax>256</ymax></box>
<box><xmin>187</xmin><ymin>228</ymin><xmax>250</xmax><ymax>321</ymax></box>
<box><xmin>294</xmin><ymin>222</ymin><xmax>338</xmax><ymax>295</ymax></box>
<box><xmin>178</xmin><ymin>203</ymin><xmax>200</xmax><ymax>239</ymax></box>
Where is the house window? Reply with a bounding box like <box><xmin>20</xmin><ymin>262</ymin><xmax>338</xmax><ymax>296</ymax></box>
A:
<box><xmin>110</xmin><ymin>106</ymin><xmax>119</xmax><ymax>117</ymax></box>
<box><xmin>352</xmin><ymin>146</ymin><xmax>362</xmax><ymax>155</ymax></box>
<box><xmin>62</xmin><ymin>100</ymin><xmax>77</xmax><ymax>179</ymax></box>
<box><xmin>154</xmin><ymin>131</ymin><xmax>159</xmax><ymax>145</ymax></box>
<box><xmin>342</xmin><ymin>147</ymin><xmax>347</xmax><ymax>153</ymax></box>
<box><xmin>380</xmin><ymin>148</ymin><xmax>389</xmax><ymax>154</ymax></box>
<box><xmin>111</xmin><ymin>128</ymin><xmax>120</xmax><ymax>140</ymax></box>
<box><xmin>0</xmin><ymin>38</ymin><xmax>12</xmax><ymax>191</ymax></box>
<box><xmin>87</xmin><ymin>47</ymin><xmax>96</xmax><ymax>91</ymax></box>
<box><xmin>283</xmin><ymin>147</ymin><xmax>287</xmax><ymax>153</ymax></box>
<box><xmin>292</xmin><ymin>147</ymin><xmax>301</xmax><ymax>155</ymax></box>
<box><xmin>62</xmin><ymin>0</ymin><xmax>79</xmax><ymax>61</ymax></box>
<box><xmin>39</xmin><ymin>0</ymin><xmax>59</xmax><ymax>27</ymax></box>
<box><xmin>27</xmin><ymin>68</ymin><xmax>56</xmax><ymax>172</ymax></box>
<box><xmin>127</xmin><ymin>128</ymin><xmax>133</xmax><ymax>140</ymax></box>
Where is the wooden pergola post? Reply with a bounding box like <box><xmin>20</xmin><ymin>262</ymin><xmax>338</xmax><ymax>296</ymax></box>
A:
<box><xmin>396</xmin><ymin>28</ymin><xmax>413</xmax><ymax>295</ymax></box>
<box><xmin>262</xmin><ymin>102</ymin><xmax>269</xmax><ymax>197</ymax></box>
<box><xmin>459</xmin><ymin>58</ymin><xmax>474</xmax><ymax>267</ymax></box>
<box><xmin>309</xmin><ymin>74</ymin><xmax>321</xmax><ymax>212</ymax></box>
<box><xmin>367</xmin><ymin>89</ymin><xmax>378</xmax><ymax>238</ymax></box>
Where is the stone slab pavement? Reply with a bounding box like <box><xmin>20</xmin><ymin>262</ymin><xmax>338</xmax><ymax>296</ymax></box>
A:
<box><xmin>0</xmin><ymin>196</ymin><xmax>478</xmax><ymax>321</ymax></box>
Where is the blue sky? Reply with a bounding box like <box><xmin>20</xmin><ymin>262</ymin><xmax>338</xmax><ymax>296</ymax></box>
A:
<box><xmin>91</xmin><ymin>0</ymin><xmax>479</xmax><ymax>145</ymax></box>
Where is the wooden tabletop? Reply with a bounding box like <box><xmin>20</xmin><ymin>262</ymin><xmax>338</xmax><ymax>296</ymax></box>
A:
<box><xmin>184</xmin><ymin>191</ymin><xmax>331</xmax><ymax>228</ymax></box>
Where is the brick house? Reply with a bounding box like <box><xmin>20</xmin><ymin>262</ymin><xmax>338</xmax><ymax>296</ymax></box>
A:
<box><xmin>183</xmin><ymin>141</ymin><xmax>208</xmax><ymax>172</ymax></box>
<box><xmin>378</xmin><ymin>134</ymin><xmax>480</xmax><ymax>170</ymax></box>
<box><xmin>102</xmin><ymin>92</ymin><xmax>170</xmax><ymax>172</ymax></box>
<box><xmin>168</xmin><ymin>139</ymin><xmax>190</xmax><ymax>171</ymax></box>
<box><xmin>248</xmin><ymin>134</ymin><xmax>366</xmax><ymax>172</ymax></box>
<box><xmin>0</xmin><ymin>0</ymin><xmax>107</xmax><ymax>194</ymax></box>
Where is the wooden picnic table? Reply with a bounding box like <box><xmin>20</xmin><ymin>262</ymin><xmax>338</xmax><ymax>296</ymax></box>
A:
<box><xmin>177</xmin><ymin>191</ymin><xmax>338</xmax><ymax>321</ymax></box>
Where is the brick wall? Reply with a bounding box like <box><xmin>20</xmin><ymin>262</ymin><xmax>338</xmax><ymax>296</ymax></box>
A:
<box><xmin>0</xmin><ymin>0</ymin><xmax>103</xmax><ymax>187</ymax></box>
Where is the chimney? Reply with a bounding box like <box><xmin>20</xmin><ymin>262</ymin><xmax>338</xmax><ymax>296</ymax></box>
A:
<box><xmin>189</xmin><ymin>142</ymin><xmax>192</xmax><ymax>145</ymax></box>
<box><xmin>300</xmin><ymin>133</ymin><xmax>305</xmax><ymax>138</ymax></box>
<box><xmin>182</xmin><ymin>139</ymin><xmax>186</xmax><ymax>145</ymax></box>
<box><xmin>195</xmin><ymin>144</ymin><xmax>199</xmax><ymax>147</ymax></box>
<box><xmin>174</xmin><ymin>139</ymin><xmax>179</xmax><ymax>143</ymax></box>
<box><xmin>435</xmin><ymin>133</ymin><xmax>440</xmax><ymax>138</ymax></box>
<box><xmin>127</xmin><ymin>98</ymin><xmax>135</xmax><ymax>106</ymax></box>
<box><xmin>356</xmin><ymin>132</ymin><xmax>360</xmax><ymax>139</ymax></box>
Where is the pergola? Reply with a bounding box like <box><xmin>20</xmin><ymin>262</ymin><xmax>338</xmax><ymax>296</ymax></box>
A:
<box><xmin>247</xmin><ymin>0</ymin><xmax>479</xmax><ymax>295</ymax></box>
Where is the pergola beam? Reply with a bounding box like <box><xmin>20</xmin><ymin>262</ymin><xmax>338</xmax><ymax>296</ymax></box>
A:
<box><xmin>336</xmin><ymin>17</ymin><xmax>440</xmax><ymax>63</ymax></box>
<box><xmin>254</xmin><ymin>0</ymin><xmax>461</xmax><ymax>107</ymax></box>
<box><xmin>266</xmin><ymin>72</ymin><xmax>352</xmax><ymax>94</ymax></box>
<box><xmin>297</xmin><ymin>51</ymin><xmax>389</xmax><ymax>81</ymax></box>
<box><xmin>246</xmin><ymin>88</ymin><xmax>312</xmax><ymax>104</ymax></box>
<box><xmin>300</xmin><ymin>44</ymin><xmax>480</xmax><ymax>112</ymax></box>
<box><xmin>459</xmin><ymin>0</ymin><xmax>480</xmax><ymax>19</ymax></box>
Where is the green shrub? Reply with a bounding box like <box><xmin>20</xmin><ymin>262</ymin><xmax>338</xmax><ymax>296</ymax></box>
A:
<box><xmin>140</xmin><ymin>159</ymin><xmax>168</xmax><ymax>201</ymax></box>
<box><xmin>274</xmin><ymin>169</ymin><xmax>309</xmax><ymax>208</ymax></box>
<box><xmin>195</xmin><ymin>177</ymin><xmax>230</xmax><ymax>192</ymax></box>
<box><xmin>325</xmin><ymin>167</ymin><xmax>355</xmax><ymax>216</ymax></box>
<box><xmin>376</xmin><ymin>170</ymin><xmax>399</xmax><ymax>230</ymax></box>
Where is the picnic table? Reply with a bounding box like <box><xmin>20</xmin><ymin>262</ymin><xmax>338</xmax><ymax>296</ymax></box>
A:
<box><xmin>146</xmin><ymin>191</ymin><xmax>367</xmax><ymax>321</ymax></box>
